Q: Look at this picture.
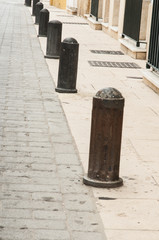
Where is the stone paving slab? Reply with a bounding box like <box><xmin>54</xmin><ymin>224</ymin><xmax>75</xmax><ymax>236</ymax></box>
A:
<box><xmin>36</xmin><ymin>1</ymin><xmax>159</xmax><ymax>240</ymax></box>
<box><xmin>0</xmin><ymin>0</ymin><xmax>107</xmax><ymax>240</ymax></box>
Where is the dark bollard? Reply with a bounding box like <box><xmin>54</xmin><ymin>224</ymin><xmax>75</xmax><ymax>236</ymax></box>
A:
<box><xmin>55</xmin><ymin>38</ymin><xmax>79</xmax><ymax>93</ymax></box>
<box><xmin>32</xmin><ymin>0</ymin><xmax>39</xmax><ymax>16</ymax></box>
<box><xmin>25</xmin><ymin>0</ymin><xmax>31</xmax><ymax>6</ymax></box>
<box><xmin>35</xmin><ymin>2</ymin><xmax>43</xmax><ymax>25</ymax></box>
<box><xmin>83</xmin><ymin>88</ymin><xmax>124</xmax><ymax>188</ymax></box>
<box><xmin>38</xmin><ymin>9</ymin><xmax>49</xmax><ymax>37</ymax></box>
<box><xmin>45</xmin><ymin>20</ymin><xmax>62</xmax><ymax>59</ymax></box>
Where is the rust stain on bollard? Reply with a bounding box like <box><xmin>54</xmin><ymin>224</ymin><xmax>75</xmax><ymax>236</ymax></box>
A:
<box><xmin>83</xmin><ymin>88</ymin><xmax>124</xmax><ymax>188</ymax></box>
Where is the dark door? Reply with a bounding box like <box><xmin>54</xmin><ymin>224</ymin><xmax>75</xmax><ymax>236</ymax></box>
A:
<box><xmin>90</xmin><ymin>0</ymin><xmax>99</xmax><ymax>21</ymax></box>
<box><xmin>123</xmin><ymin>0</ymin><xmax>143</xmax><ymax>43</ymax></box>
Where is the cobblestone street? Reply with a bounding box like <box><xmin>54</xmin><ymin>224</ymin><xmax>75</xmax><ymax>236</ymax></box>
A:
<box><xmin>1</xmin><ymin>0</ymin><xmax>159</xmax><ymax>239</ymax></box>
<box><xmin>0</xmin><ymin>0</ymin><xmax>106</xmax><ymax>239</ymax></box>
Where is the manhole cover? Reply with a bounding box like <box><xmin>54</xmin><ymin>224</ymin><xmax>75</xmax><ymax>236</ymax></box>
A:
<box><xmin>57</xmin><ymin>15</ymin><xmax>74</xmax><ymax>17</ymax></box>
<box><xmin>90</xmin><ymin>50</ymin><xmax>124</xmax><ymax>55</ymax></box>
<box><xmin>88</xmin><ymin>61</ymin><xmax>141</xmax><ymax>69</ymax></box>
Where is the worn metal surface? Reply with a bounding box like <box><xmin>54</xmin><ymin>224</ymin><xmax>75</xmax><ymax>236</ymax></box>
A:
<box><xmin>45</xmin><ymin>20</ymin><xmax>62</xmax><ymax>59</ymax></box>
<box><xmin>38</xmin><ymin>9</ymin><xmax>49</xmax><ymax>37</ymax></box>
<box><xmin>35</xmin><ymin>2</ymin><xmax>43</xmax><ymax>25</ymax></box>
<box><xmin>56</xmin><ymin>38</ymin><xmax>79</xmax><ymax>93</ymax></box>
<box><xmin>83</xmin><ymin>88</ymin><xmax>124</xmax><ymax>188</ymax></box>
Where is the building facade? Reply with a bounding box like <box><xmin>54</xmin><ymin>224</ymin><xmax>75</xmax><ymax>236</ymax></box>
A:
<box><xmin>50</xmin><ymin>0</ymin><xmax>66</xmax><ymax>9</ymax></box>
<box><xmin>49</xmin><ymin>0</ymin><xmax>159</xmax><ymax>93</ymax></box>
<box><xmin>66</xmin><ymin>0</ymin><xmax>78</xmax><ymax>14</ymax></box>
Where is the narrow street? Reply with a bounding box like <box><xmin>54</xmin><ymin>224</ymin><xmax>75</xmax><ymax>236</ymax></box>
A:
<box><xmin>0</xmin><ymin>0</ymin><xmax>159</xmax><ymax>240</ymax></box>
<box><xmin>0</xmin><ymin>1</ymin><xmax>106</xmax><ymax>239</ymax></box>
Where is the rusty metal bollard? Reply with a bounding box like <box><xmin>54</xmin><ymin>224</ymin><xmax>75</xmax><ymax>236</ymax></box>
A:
<box><xmin>83</xmin><ymin>88</ymin><xmax>124</xmax><ymax>188</ymax></box>
<box><xmin>45</xmin><ymin>20</ymin><xmax>62</xmax><ymax>59</ymax></box>
<box><xmin>55</xmin><ymin>38</ymin><xmax>79</xmax><ymax>93</ymax></box>
<box><xmin>35</xmin><ymin>2</ymin><xmax>43</xmax><ymax>25</ymax></box>
<box><xmin>32</xmin><ymin>0</ymin><xmax>39</xmax><ymax>16</ymax></box>
<box><xmin>38</xmin><ymin>9</ymin><xmax>49</xmax><ymax>37</ymax></box>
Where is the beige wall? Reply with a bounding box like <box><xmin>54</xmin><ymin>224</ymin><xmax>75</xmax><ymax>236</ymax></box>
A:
<box><xmin>112</xmin><ymin>0</ymin><xmax>120</xmax><ymax>26</ymax></box>
<box><xmin>118</xmin><ymin>0</ymin><xmax>126</xmax><ymax>37</ymax></box>
<box><xmin>107</xmin><ymin>0</ymin><xmax>120</xmax><ymax>27</ymax></box>
<box><xmin>103</xmin><ymin>0</ymin><xmax>110</xmax><ymax>22</ymax></box>
<box><xmin>77</xmin><ymin>0</ymin><xmax>90</xmax><ymax>16</ymax></box>
<box><xmin>110</xmin><ymin>0</ymin><xmax>151</xmax><ymax>41</ymax></box>
<box><xmin>140</xmin><ymin>0</ymin><xmax>150</xmax><ymax>40</ymax></box>
<box><xmin>78</xmin><ymin>0</ymin><xmax>152</xmax><ymax>47</ymax></box>
<box><xmin>98</xmin><ymin>0</ymin><xmax>103</xmax><ymax>18</ymax></box>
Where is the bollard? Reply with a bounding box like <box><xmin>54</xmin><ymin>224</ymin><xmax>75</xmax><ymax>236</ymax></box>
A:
<box><xmin>45</xmin><ymin>20</ymin><xmax>62</xmax><ymax>59</ymax></box>
<box><xmin>32</xmin><ymin>0</ymin><xmax>39</xmax><ymax>16</ymax></box>
<box><xmin>83</xmin><ymin>88</ymin><xmax>124</xmax><ymax>188</ymax></box>
<box><xmin>55</xmin><ymin>38</ymin><xmax>79</xmax><ymax>93</ymax></box>
<box><xmin>35</xmin><ymin>2</ymin><xmax>43</xmax><ymax>25</ymax></box>
<box><xmin>25</xmin><ymin>0</ymin><xmax>31</xmax><ymax>6</ymax></box>
<box><xmin>38</xmin><ymin>9</ymin><xmax>49</xmax><ymax>37</ymax></box>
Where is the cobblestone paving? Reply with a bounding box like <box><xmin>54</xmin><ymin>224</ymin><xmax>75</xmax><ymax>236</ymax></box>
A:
<box><xmin>0</xmin><ymin>0</ymin><xmax>107</xmax><ymax>239</ymax></box>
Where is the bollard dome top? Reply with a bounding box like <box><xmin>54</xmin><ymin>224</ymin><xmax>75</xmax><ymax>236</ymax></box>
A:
<box><xmin>95</xmin><ymin>87</ymin><xmax>123</xmax><ymax>99</ymax></box>
<box><xmin>40</xmin><ymin>8</ymin><xmax>49</xmax><ymax>13</ymax></box>
<box><xmin>49</xmin><ymin>20</ymin><xmax>62</xmax><ymax>24</ymax></box>
<box><xmin>36</xmin><ymin>2</ymin><xmax>43</xmax><ymax>5</ymax></box>
<box><xmin>63</xmin><ymin>37</ymin><xmax>78</xmax><ymax>44</ymax></box>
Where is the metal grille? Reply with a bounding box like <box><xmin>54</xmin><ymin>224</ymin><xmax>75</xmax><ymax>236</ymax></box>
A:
<box><xmin>57</xmin><ymin>15</ymin><xmax>74</xmax><ymax>17</ymax></box>
<box><xmin>90</xmin><ymin>0</ymin><xmax>99</xmax><ymax>21</ymax></box>
<box><xmin>123</xmin><ymin>0</ymin><xmax>143</xmax><ymax>43</ymax></box>
<box><xmin>147</xmin><ymin>0</ymin><xmax>159</xmax><ymax>71</ymax></box>
<box><xmin>62</xmin><ymin>22</ymin><xmax>88</xmax><ymax>25</ymax></box>
<box><xmin>126</xmin><ymin>76</ymin><xmax>143</xmax><ymax>79</ymax></box>
<box><xmin>90</xmin><ymin>50</ymin><xmax>124</xmax><ymax>55</ymax></box>
<box><xmin>88</xmin><ymin>61</ymin><xmax>141</xmax><ymax>69</ymax></box>
<box><xmin>52</xmin><ymin>11</ymin><xmax>64</xmax><ymax>12</ymax></box>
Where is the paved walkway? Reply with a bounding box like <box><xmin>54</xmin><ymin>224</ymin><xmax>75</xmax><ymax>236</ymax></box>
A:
<box><xmin>0</xmin><ymin>1</ymin><xmax>106</xmax><ymax>239</ymax></box>
<box><xmin>1</xmin><ymin>0</ymin><xmax>159</xmax><ymax>240</ymax></box>
<box><xmin>35</xmin><ymin>1</ymin><xmax>159</xmax><ymax>240</ymax></box>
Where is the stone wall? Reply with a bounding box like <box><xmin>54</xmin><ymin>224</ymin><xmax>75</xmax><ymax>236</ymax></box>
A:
<box><xmin>77</xmin><ymin>0</ymin><xmax>90</xmax><ymax>16</ymax></box>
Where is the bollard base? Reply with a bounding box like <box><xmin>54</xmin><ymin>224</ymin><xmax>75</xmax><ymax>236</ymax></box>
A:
<box><xmin>37</xmin><ymin>34</ymin><xmax>47</xmax><ymax>38</ymax></box>
<box><xmin>44</xmin><ymin>55</ymin><xmax>60</xmax><ymax>59</ymax></box>
<box><xmin>83</xmin><ymin>176</ymin><xmax>123</xmax><ymax>188</ymax></box>
<box><xmin>55</xmin><ymin>87</ymin><xmax>77</xmax><ymax>93</ymax></box>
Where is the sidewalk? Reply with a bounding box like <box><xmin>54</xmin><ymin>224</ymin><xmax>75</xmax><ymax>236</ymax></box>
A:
<box><xmin>0</xmin><ymin>0</ymin><xmax>159</xmax><ymax>240</ymax></box>
<box><xmin>0</xmin><ymin>0</ymin><xmax>106</xmax><ymax>239</ymax></box>
<box><xmin>34</xmin><ymin>1</ymin><xmax>159</xmax><ymax>240</ymax></box>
